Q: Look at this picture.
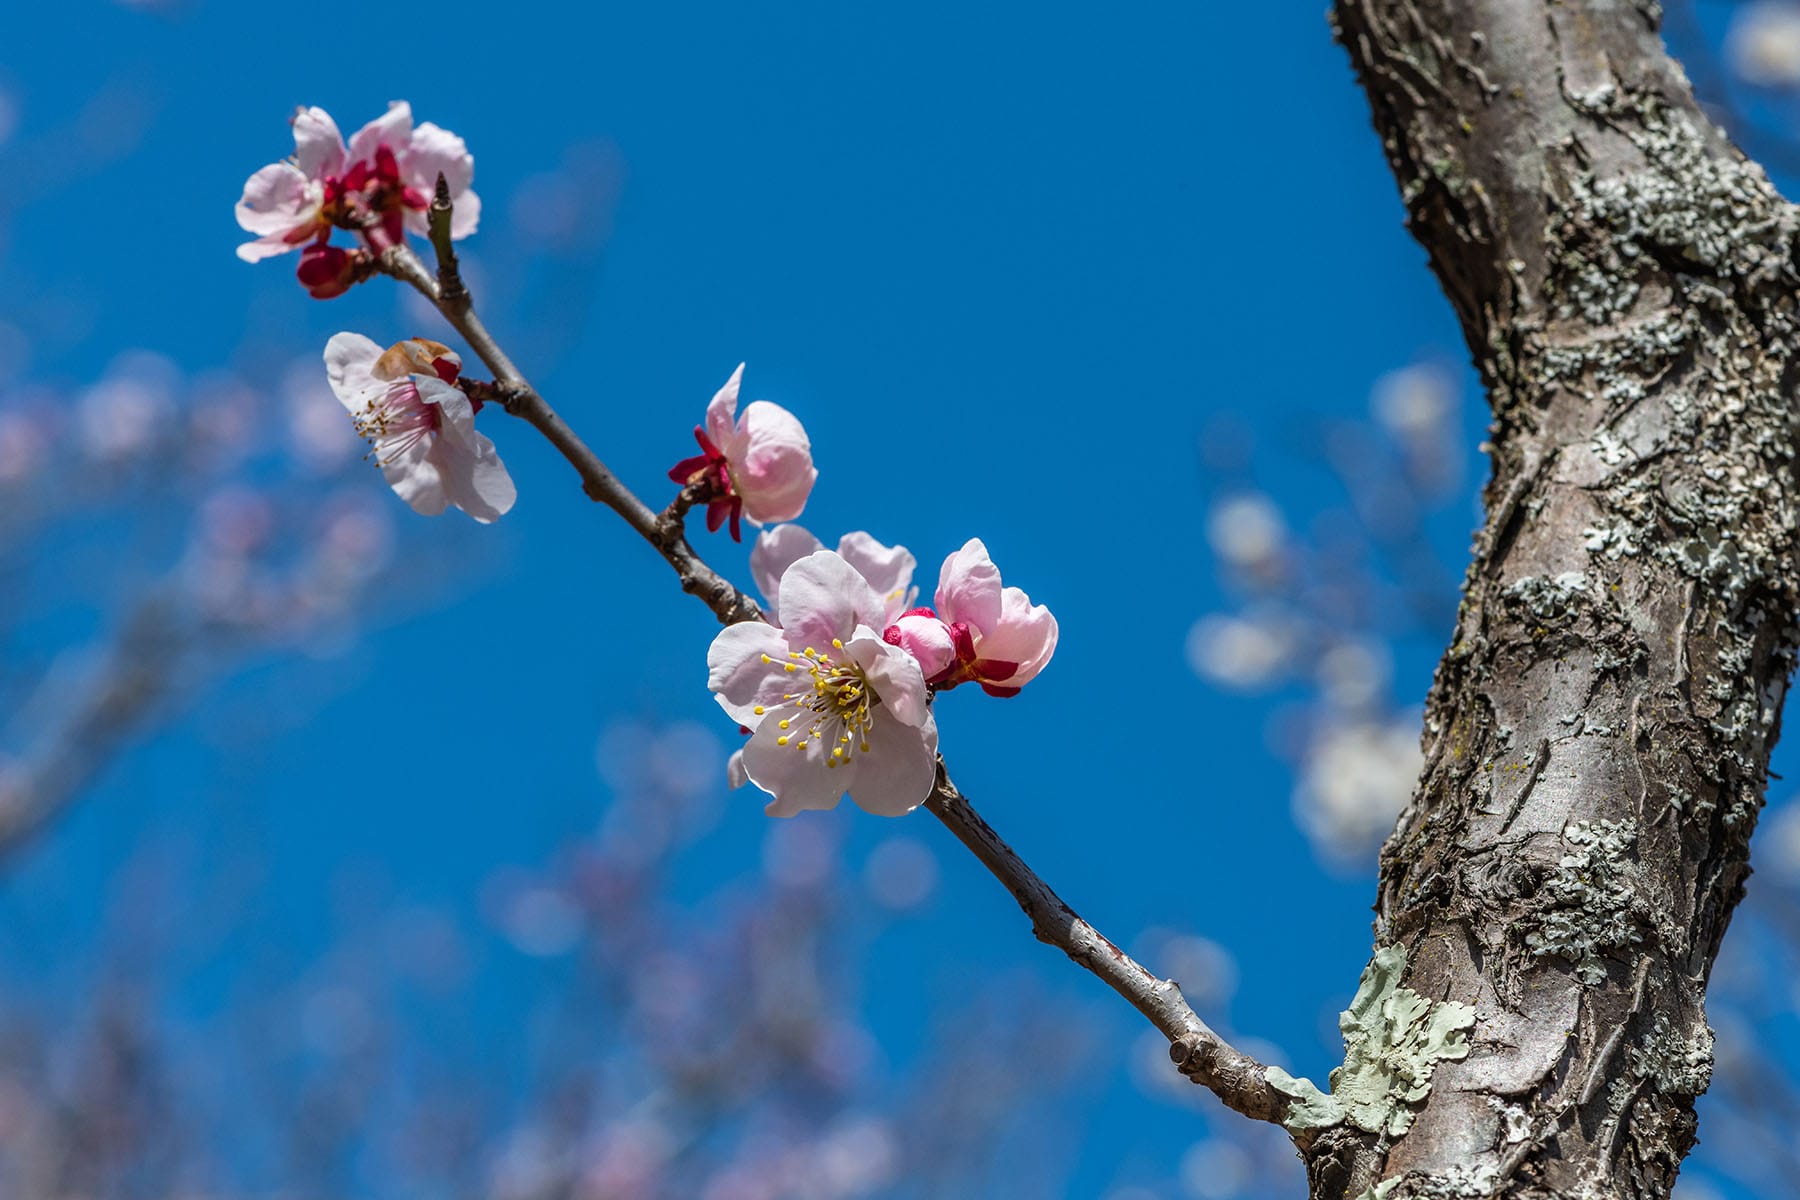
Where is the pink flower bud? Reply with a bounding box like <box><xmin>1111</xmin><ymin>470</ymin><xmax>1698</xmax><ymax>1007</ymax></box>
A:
<box><xmin>923</xmin><ymin>539</ymin><xmax>1058</xmax><ymax>696</ymax></box>
<box><xmin>296</xmin><ymin>242</ymin><xmax>356</xmax><ymax>299</ymax></box>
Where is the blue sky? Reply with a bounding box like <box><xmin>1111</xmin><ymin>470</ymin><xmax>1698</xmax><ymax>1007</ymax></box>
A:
<box><xmin>7</xmin><ymin>2</ymin><xmax>1783</xmax><ymax>1196</ymax></box>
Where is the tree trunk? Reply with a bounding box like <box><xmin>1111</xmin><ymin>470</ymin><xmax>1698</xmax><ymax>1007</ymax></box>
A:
<box><xmin>1312</xmin><ymin>2</ymin><xmax>1800</xmax><ymax>1196</ymax></box>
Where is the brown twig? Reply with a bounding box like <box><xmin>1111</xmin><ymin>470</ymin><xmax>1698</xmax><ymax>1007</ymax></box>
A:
<box><xmin>926</xmin><ymin>762</ymin><xmax>1287</xmax><ymax>1125</ymax></box>
<box><xmin>427</xmin><ymin>173</ymin><xmax>468</xmax><ymax>308</ymax></box>
<box><xmin>373</xmin><ymin>209</ymin><xmax>1287</xmax><ymax>1129</ymax></box>
<box><xmin>375</xmin><ymin>242</ymin><xmax>759</xmax><ymax>625</ymax></box>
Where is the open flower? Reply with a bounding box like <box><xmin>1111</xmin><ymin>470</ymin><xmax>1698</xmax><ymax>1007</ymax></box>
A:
<box><xmin>708</xmin><ymin>552</ymin><xmax>938</xmax><ymax>817</ymax></box>
<box><xmin>236</xmin><ymin>102</ymin><xmax>480</xmax><ymax>283</ymax></box>
<box><xmin>668</xmin><ymin>365</ymin><xmax>816</xmax><ymax>540</ymax></box>
<box><xmin>751</xmin><ymin>525</ymin><xmax>917</xmax><ymax>626</ymax></box>
<box><xmin>324</xmin><ymin>333</ymin><xmax>515</xmax><ymax>523</ymax></box>
<box><xmin>885</xmin><ymin>538</ymin><xmax>1058</xmax><ymax>696</ymax></box>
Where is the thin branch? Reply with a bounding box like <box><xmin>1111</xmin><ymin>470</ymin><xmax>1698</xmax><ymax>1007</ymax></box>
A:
<box><xmin>0</xmin><ymin>601</ymin><xmax>175</xmax><ymax>862</ymax></box>
<box><xmin>375</xmin><ymin>243</ymin><xmax>759</xmax><ymax>625</ymax></box>
<box><xmin>426</xmin><ymin>173</ymin><xmax>467</xmax><ymax>308</ymax></box>
<box><xmin>925</xmin><ymin>762</ymin><xmax>1287</xmax><ymax>1125</ymax></box>
<box><xmin>373</xmin><ymin>214</ymin><xmax>1288</xmax><ymax>1129</ymax></box>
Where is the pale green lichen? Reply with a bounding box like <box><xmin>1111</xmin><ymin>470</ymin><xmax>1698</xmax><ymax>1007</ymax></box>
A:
<box><xmin>1265</xmin><ymin>1065</ymin><xmax>1345</xmax><ymax>1131</ymax></box>
<box><xmin>1269</xmin><ymin>946</ymin><xmax>1477</xmax><ymax>1138</ymax></box>
<box><xmin>1519</xmin><ymin>820</ymin><xmax>1644</xmax><ymax>985</ymax></box>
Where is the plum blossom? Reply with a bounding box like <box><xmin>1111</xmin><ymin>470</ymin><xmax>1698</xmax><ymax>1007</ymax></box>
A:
<box><xmin>750</xmin><ymin>525</ymin><xmax>916</xmax><ymax>626</ymax></box>
<box><xmin>886</xmin><ymin>538</ymin><xmax>1058</xmax><ymax>696</ymax></box>
<box><xmin>235</xmin><ymin>102</ymin><xmax>480</xmax><ymax>289</ymax></box>
<box><xmin>668</xmin><ymin>365</ymin><xmax>816</xmax><ymax>540</ymax></box>
<box><xmin>324</xmin><ymin>333</ymin><xmax>515</xmax><ymax>523</ymax></box>
<box><xmin>709</xmin><ymin>552</ymin><xmax>938</xmax><ymax>817</ymax></box>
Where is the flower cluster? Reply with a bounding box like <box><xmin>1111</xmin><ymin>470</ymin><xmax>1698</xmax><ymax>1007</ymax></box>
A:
<box><xmin>236</xmin><ymin>102</ymin><xmax>1053</xmax><ymax>824</ymax></box>
<box><xmin>713</xmin><ymin>526</ymin><xmax>1057</xmax><ymax>818</ymax></box>
<box><xmin>710</xmin><ymin>552</ymin><xmax>939</xmax><ymax>818</ymax></box>
<box><xmin>235</xmin><ymin>102</ymin><xmax>478</xmax><ymax>297</ymax></box>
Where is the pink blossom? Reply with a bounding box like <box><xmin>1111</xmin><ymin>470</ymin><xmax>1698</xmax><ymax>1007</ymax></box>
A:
<box><xmin>750</xmin><ymin>525</ymin><xmax>916</xmax><ymax>626</ymax></box>
<box><xmin>324</xmin><ymin>333</ymin><xmax>515</xmax><ymax>523</ymax></box>
<box><xmin>235</xmin><ymin>102</ymin><xmax>480</xmax><ymax>285</ymax></box>
<box><xmin>668</xmin><ymin>365</ymin><xmax>816</xmax><ymax>540</ymax></box>
<box><xmin>708</xmin><ymin>552</ymin><xmax>937</xmax><ymax>817</ymax></box>
<box><xmin>885</xmin><ymin>538</ymin><xmax>1058</xmax><ymax>697</ymax></box>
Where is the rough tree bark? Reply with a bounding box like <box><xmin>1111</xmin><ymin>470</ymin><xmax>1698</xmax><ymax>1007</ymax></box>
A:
<box><xmin>1296</xmin><ymin>2</ymin><xmax>1800</xmax><ymax>1197</ymax></box>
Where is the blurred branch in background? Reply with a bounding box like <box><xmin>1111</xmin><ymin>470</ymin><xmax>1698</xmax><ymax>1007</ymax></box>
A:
<box><xmin>0</xmin><ymin>716</ymin><xmax>1102</xmax><ymax>1199</ymax></box>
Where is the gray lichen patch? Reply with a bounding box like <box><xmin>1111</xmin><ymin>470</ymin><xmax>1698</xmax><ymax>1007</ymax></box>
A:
<box><xmin>1628</xmin><ymin>1013</ymin><xmax>1715</xmax><ymax>1099</ymax></box>
<box><xmin>1518</xmin><ymin>820</ymin><xmax>1647</xmax><ymax>985</ymax></box>
<box><xmin>1547</xmin><ymin>100</ymin><xmax>1787</xmax><ymax>326</ymax></box>
<box><xmin>1357</xmin><ymin>1163</ymin><xmax>1499</xmax><ymax>1200</ymax></box>
<box><xmin>1501</xmin><ymin>571</ymin><xmax>1590</xmax><ymax>623</ymax></box>
<box><xmin>1267</xmin><ymin>946</ymin><xmax>1475</xmax><ymax>1138</ymax></box>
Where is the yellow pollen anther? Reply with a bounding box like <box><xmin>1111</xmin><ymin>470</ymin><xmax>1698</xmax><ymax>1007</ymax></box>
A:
<box><xmin>804</xmin><ymin>647</ymin><xmax>817</xmax><ymax>658</ymax></box>
<box><xmin>777</xmin><ymin>736</ymin><xmax>790</xmax><ymax>746</ymax></box>
<box><xmin>761</xmin><ymin>654</ymin><xmax>772</xmax><ymax>664</ymax></box>
<box><xmin>779</xmin><ymin>719</ymin><xmax>791</xmax><ymax>729</ymax></box>
<box><xmin>784</xmin><ymin>664</ymin><xmax>797</xmax><ymax>672</ymax></box>
<box><xmin>832</xmin><ymin>638</ymin><xmax>843</xmax><ymax>648</ymax></box>
<box><xmin>753</xmin><ymin>706</ymin><xmax>765</xmax><ymax>715</ymax></box>
<box><xmin>832</xmin><ymin>747</ymin><xmax>844</xmax><ymax>758</ymax></box>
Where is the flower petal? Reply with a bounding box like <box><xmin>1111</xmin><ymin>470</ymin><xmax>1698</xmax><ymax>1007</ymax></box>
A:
<box><xmin>235</xmin><ymin>162</ymin><xmax>318</xmax><ymax>240</ymax></box>
<box><xmin>750</xmin><ymin>524</ymin><xmax>824</xmax><ymax>618</ymax></box>
<box><xmin>428</xmin><ymin>421</ymin><xmax>516</xmax><ymax>523</ymax></box>
<box><xmin>837</xmin><ymin>532</ymin><xmax>915</xmax><ymax>625</ymax></box>
<box><xmin>973</xmin><ymin>587</ymin><xmax>1059</xmax><ymax>687</ymax></box>
<box><xmin>845</xmin><ymin>712</ymin><xmax>938</xmax><ymax>817</ymax></box>
<box><xmin>705</xmin><ymin>364</ymin><xmax>744</xmax><ymax>453</ymax></box>
<box><xmin>741</xmin><ymin>715</ymin><xmax>845</xmax><ymax>817</ymax></box>
<box><xmin>885</xmin><ymin>612</ymin><xmax>955</xmax><ymax>680</ymax></box>
<box><xmin>348</xmin><ymin>100</ymin><xmax>413</xmax><ymax>166</ymax></box>
<box><xmin>400</xmin><ymin>121</ymin><xmax>480</xmax><ymax>238</ymax></box>
<box><xmin>776</xmin><ymin>551</ymin><xmax>883</xmax><ymax>653</ymax></box>
<box><xmin>323</xmin><ymin>333</ymin><xmax>385</xmax><ymax>412</ymax></box>
<box><xmin>726</xmin><ymin>748</ymin><xmax>749</xmax><ymax>789</ymax></box>
<box><xmin>416</xmin><ymin>375</ymin><xmax>473</xmax><ymax>430</ymax></box>
<box><xmin>733</xmin><ymin>400</ymin><xmax>816</xmax><ymax>524</ymax></box>
<box><xmin>935</xmin><ymin>538</ymin><xmax>1003</xmax><ymax>634</ymax></box>
<box><xmin>847</xmin><ymin>630</ymin><xmax>929</xmax><ymax>727</ymax></box>
<box><xmin>291</xmin><ymin>106</ymin><xmax>346</xmax><ymax>179</ymax></box>
<box><xmin>381</xmin><ymin>438</ymin><xmax>449</xmax><ymax>516</ymax></box>
<box><xmin>706</xmin><ymin>621</ymin><xmax>793</xmax><ymax>724</ymax></box>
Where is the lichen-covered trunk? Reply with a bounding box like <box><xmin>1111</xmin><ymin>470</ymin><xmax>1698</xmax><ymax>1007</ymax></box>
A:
<box><xmin>1313</xmin><ymin>2</ymin><xmax>1800</xmax><ymax>1196</ymax></box>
